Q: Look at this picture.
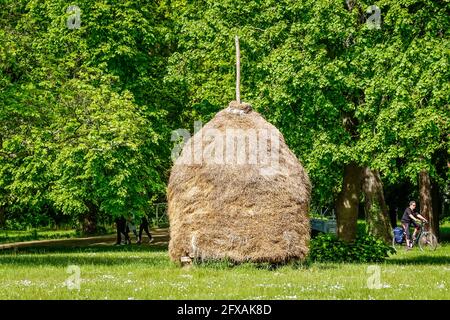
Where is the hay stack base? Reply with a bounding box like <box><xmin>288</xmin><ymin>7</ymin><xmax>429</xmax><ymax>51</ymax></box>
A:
<box><xmin>168</xmin><ymin>102</ymin><xmax>311</xmax><ymax>264</ymax></box>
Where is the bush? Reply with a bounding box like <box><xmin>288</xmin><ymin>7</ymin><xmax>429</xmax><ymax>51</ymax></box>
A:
<box><xmin>309</xmin><ymin>233</ymin><xmax>396</xmax><ymax>263</ymax></box>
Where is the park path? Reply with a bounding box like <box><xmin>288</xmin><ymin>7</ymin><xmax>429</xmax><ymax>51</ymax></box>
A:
<box><xmin>0</xmin><ymin>228</ymin><xmax>170</xmax><ymax>250</ymax></box>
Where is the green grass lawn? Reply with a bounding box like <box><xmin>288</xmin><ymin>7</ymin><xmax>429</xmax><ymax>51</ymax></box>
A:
<box><xmin>0</xmin><ymin>229</ymin><xmax>79</xmax><ymax>244</ymax></box>
<box><xmin>1</xmin><ymin>221</ymin><xmax>449</xmax><ymax>299</ymax></box>
<box><xmin>0</xmin><ymin>242</ymin><xmax>449</xmax><ymax>299</ymax></box>
<box><xmin>0</xmin><ymin>227</ymin><xmax>119</xmax><ymax>244</ymax></box>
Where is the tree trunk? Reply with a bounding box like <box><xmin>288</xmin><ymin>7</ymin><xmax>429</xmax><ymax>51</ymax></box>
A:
<box><xmin>431</xmin><ymin>180</ymin><xmax>441</xmax><ymax>240</ymax></box>
<box><xmin>81</xmin><ymin>202</ymin><xmax>98</xmax><ymax>235</ymax></box>
<box><xmin>361</xmin><ymin>167</ymin><xmax>392</xmax><ymax>243</ymax></box>
<box><xmin>419</xmin><ymin>170</ymin><xmax>436</xmax><ymax>237</ymax></box>
<box><xmin>0</xmin><ymin>135</ymin><xmax>6</xmax><ymax>229</ymax></box>
<box><xmin>336</xmin><ymin>163</ymin><xmax>362</xmax><ymax>242</ymax></box>
<box><xmin>0</xmin><ymin>206</ymin><xmax>5</xmax><ymax>228</ymax></box>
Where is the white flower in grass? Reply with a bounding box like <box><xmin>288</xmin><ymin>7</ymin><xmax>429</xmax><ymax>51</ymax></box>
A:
<box><xmin>256</xmin><ymin>283</ymin><xmax>275</xmax><ymax>287</ymax></box>
<box><xmin>128</xmin><ymin>297</ymin><xmax>135</xmax><ymax>300</ymax></box>
<box><xmin>329</xmin><ymin>284</ymin><xmax>344</xmax><ymax>290</ymax></box>
<box><xmin>20</xmin><ymin>280</ymin><xmax>32</xmax><ymax>287</ymax></box>
<box><xmin>436</xmin><ymin>282</ymin><xmax>445</xmax><ymax>289</ymax></box>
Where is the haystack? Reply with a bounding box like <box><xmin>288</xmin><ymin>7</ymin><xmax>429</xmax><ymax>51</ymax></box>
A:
<box><xmin>167</xmin><ymin>100</ymin><xmax>311</xmax><ymax>264</ymax></box>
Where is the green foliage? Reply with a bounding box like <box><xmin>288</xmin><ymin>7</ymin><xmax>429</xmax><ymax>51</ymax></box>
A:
<box><xmin>167</xmin><ymin>0</ymin><xmax>450</xmax><ymax>206</ymax></box>
<box><xmin>0</xmin><ymin>0</ymin><xmax>448</xmax><ymax>230</ymax></box>
<box><xmin>0</xmin><ymin>0</ymin><xmax>176</xmax><ymax>228</ymax></box>
<box><xmin>309</xmin><ymin>233</ymin><xmax>396</xmax><ymax>263</ymax></box>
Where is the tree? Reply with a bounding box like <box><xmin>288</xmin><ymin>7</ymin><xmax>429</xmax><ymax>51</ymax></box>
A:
<box><xmin>1</xmin><ymin>0</ymin><xmax>448</xmax><ymax>238</ymax></box>
<box><xmin>362</xmin><ymin>167</ymin><xmax>392</xmax><ymax>243</ymax></box>
<box><xmin>359</xmin><ymin>0</ymin><xmax>449</xmax><ymax>237</ymax></box>
<box><xmin>167</xmin><ymin>0</ymin><xmax>449</xmax><ymax>242</ymax></box>
<box><xmin>0</xmin><ymin>0</ymin><xmax>174</xmax><ymax>231</ymax></box>
<box><xmin>336</xmin><ymin>163</ymin><xmax>362</xmax><ymax>242</ymax></box>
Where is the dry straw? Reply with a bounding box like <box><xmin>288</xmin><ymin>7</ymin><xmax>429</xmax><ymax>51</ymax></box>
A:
<box><xmin>167</xmin><ymin>36</ymin><xmax>311</xmax><ymax>264</ymax></box>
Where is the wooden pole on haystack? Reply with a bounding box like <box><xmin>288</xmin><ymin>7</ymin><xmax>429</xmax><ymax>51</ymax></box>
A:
<box><xmin>235</xmin><ymin>35</ymin><xmax>241</xmax><ymax>104</ymax></box>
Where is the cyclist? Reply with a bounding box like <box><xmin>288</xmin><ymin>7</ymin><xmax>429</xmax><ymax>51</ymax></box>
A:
<box><xmin>401</xmin><ymin>201</ymin><xmax>428</xmax><ymax>248</ymax></box>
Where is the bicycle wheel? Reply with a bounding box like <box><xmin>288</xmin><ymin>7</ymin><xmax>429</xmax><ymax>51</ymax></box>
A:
<box><xmin>418</xmin><ymin>232</ymin><xmax>437</xmax><ymax>251</ymax></box>
<box><xmin>392</xmin><ymin>234</ymin><xmax>404</xmax><ymax>252</ymax></box>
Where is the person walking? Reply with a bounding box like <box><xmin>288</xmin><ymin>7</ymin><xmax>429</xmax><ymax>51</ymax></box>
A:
<box><xmin>137</xmin><ymin>215</ymin><xmax>153</xmax><ymax>244</ymax></box>
<box><xmin>127</xmin><ymin>215</ymin><xmax>139</xmax><ymax>243</ymax></box>
<box><xmin>115</xmin><ymin>216</ymin><xmax>130</xmax><ymax>245</ymax></box>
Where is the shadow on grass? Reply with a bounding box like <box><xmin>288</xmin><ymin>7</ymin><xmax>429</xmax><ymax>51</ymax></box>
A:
<box><xmin>0</xmin><ymin>244</ymin><xmax>171</xmax><ymax>267</ymax></box>
<box><xmin>0</xmin><ymin>243</ymin><xmax>168</xmax><ymax>253</ymax></box>
<box><xmin>386</xmin><ymin>255</ymin><xmax>450</xmax><ymax>265</ymax></box>
<box><xmin>190</xmin><ymin>258</ymin><xmax>338</xmax><ymax>271</ymax></box>
<box><xmin>0</xmin><ymin>244</ymin><xmax>325</xmax><ymax>271</ymax></box>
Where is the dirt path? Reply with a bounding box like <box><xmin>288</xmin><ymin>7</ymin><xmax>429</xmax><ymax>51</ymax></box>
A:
<box><xmin>0</xmin><ymin>228</ymin><xmax>170</xmax><ymax>250</ymax></box>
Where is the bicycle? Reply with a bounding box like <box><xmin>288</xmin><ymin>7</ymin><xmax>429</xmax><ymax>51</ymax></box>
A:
<box><xmin>392</xmin><ymin>221</ymin><xmax>437</xmax><ymax>252</ymax></box>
